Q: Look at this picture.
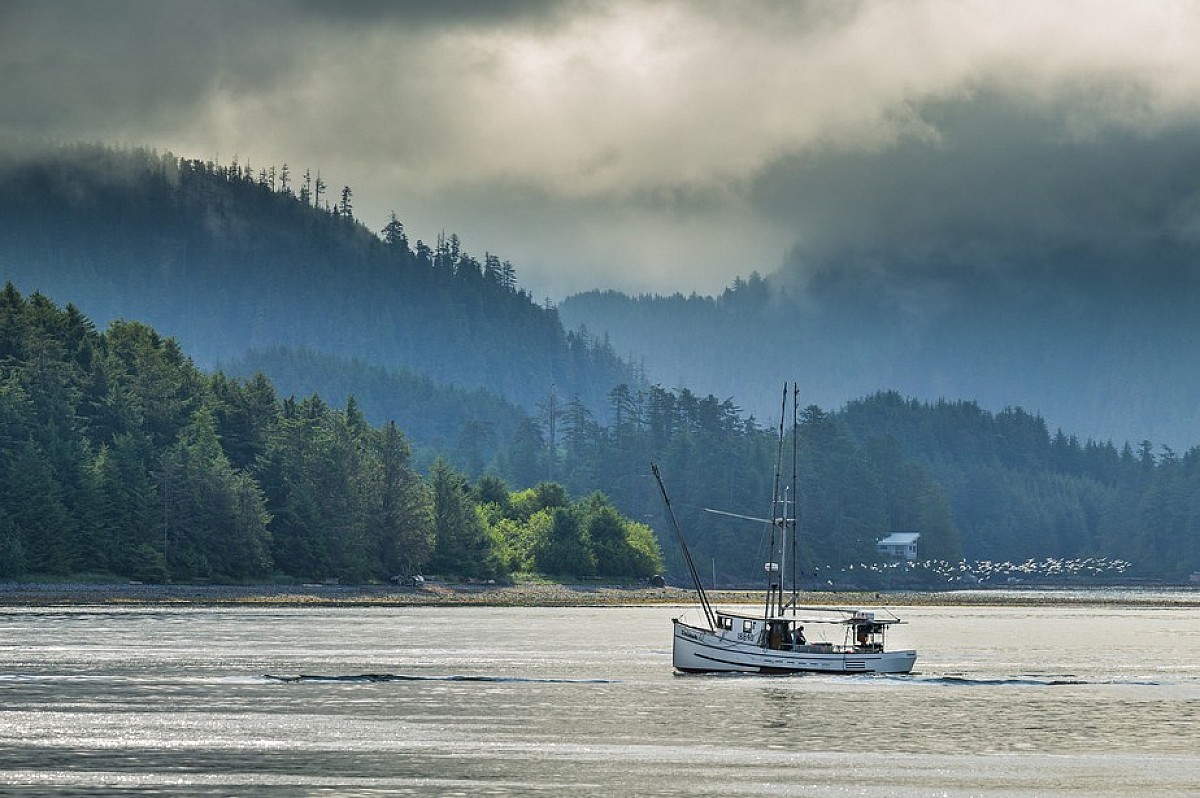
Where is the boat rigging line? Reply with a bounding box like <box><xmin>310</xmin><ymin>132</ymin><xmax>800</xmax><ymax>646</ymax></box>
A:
<box><xmin>651</xmin><ymin>462</ymin><xmax>716</xmax><ymax>630</ymax></box>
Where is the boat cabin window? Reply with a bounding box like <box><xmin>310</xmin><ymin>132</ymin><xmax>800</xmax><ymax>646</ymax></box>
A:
<box><xmin>743</xmin><ymin>620</ymin><xmax>755</xmax><ymax>634</ymax></box>
<box><xmin>718</xmin><ymin>616</ymin><xmax>733</xmax><ymax>630</ymax></box>
<box><xmin>854</xmin><ymin>622</ymin><xmax>886</xmax><ymax>649</ymax></box>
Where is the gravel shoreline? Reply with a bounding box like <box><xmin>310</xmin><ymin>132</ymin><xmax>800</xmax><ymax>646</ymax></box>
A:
<box><xmin>2</xmin><ymin>581</ymin><xmax>1198</xmax><ymax>607</ymax></box>
<box><xmin>0</xmin><ymin>581</ymin><xmax>699</xmax><ymax>607</ymax></box>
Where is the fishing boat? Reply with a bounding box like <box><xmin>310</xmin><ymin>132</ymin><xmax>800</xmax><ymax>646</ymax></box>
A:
<box><xmin>652</xmin><ymin>384</ymin><xmax>917</xmax><ymax>675</ymax></box>
<box><xmin>669</xmin><ymin>606</ymin><xmax>915</xmax><ymax>674</ymax></box>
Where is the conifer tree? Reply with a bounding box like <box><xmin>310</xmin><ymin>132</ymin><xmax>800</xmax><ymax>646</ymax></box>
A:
<box><xmin>428</xmin><ymin>459</ymin><xmax>499</xmax><ymax>579</ymax></box>
<box><xmin>381</xmin><ymin>211</ymin><xmax>407</xmax><ymax>249</ymax></box>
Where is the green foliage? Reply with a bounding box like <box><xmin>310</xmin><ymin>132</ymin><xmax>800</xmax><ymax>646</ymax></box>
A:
<box><xmin>428</xmin><ymin>459</ymin><xmax>502</xmax><ymax>580</ymax></box>
<box><xmin>0</xmin><ymin>286</ymin><xmax>443</xmax><ymax>584</ymax></box>
<box><xmin>474</xmin><ymin>474</ymin><xmax>510</xmax><ymax>508</ymax></box>
<box><xmin>256</xmin><ymin>397</ymin><xmax>437</xmax><ymax>582</ymax></box>
<box><xmin>532</xmin><ymin>506</ymin><xmax>596</xmax><ymax>578</ymax></box>
<box><xmin>580</xmin><ymin>494</ymin><xmax>663</xmax><ymax>579</ymax></box>
<box><xmin>160</xmin><ymin>407</ymin><xmax>272</xmax><ymax>580</ymax></box>
<box><xmin>0</xmin><ymin>510</ymin><xmax>25</xmax><ymax>577</ymax></box>
<box><xmin>87</xmin><ymin>432</ymin><xmax>162</xmax><ymax>578</ymax></box>
<box><xmin>482</xmin><ymin>483</ymin><xmax>664</xmax><ymax>580</ymax></box>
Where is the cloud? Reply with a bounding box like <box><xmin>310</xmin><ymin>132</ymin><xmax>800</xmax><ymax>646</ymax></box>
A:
<box><xmin>759</xmin><ymin>85</ymin><xmax>1200</xmax><ymax>307</ymax></box>
<box><xmin>289</xmin><ymin>0</ymin><xmax>569</xmax><ymax>28</ymax></box>
<box><xmin>5</xmin><ymin>0</ymin><xmax>1200</xmax><ymax>296</ymax></box>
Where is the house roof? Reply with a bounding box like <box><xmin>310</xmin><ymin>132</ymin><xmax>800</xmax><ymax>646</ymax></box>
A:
<box><xmin>877</xmin><ymin>532</ymin><xmax>921</xmax><ymax>546</ymax></box>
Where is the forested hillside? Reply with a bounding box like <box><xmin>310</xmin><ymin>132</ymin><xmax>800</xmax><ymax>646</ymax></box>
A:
<box><xmin>0</xmin><ymin>144</ymin><xmax>633</xmax><ymax>423</ymax></box>
<box><xmin>838</xmin><ymin>392</ymin><xmax>1200</xmax><ymax>579</ymax></box>
<box><xmin>0</xmin><ymin>286</ymin><xmax>661</xmax><ymax>583</ymax></box>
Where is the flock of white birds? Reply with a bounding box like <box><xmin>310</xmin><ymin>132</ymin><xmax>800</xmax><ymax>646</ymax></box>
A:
<box><xmin>816</xmin><ymin>557</ymin><xmax>1133</xmax><ymax>584</ymax></box>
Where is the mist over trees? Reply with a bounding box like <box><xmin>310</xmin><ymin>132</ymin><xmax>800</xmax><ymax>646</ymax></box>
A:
<box><xmin>219</xmin><ymin>346</ymin><xmax>528</xmax><ymax>473</ymax></box>
<box><xmin>0</xmin><ymin>144</ymin><xmax>632</xmax><ymax>420</ymax></box>
<box><xmin>559</xmin><ymin>263</ymin><xmax>1200</xmax><ymax>451</ymax></box>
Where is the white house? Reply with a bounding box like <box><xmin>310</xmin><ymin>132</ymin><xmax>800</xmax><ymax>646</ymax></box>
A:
<box><xmin>877</xmin><ymin>531</ymin><xmax>920</xmax><ymax>561</ymax></box>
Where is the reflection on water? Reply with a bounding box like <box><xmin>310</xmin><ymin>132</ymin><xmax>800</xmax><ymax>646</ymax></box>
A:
<box><xmin>2</xmin><ymin>599</ymin><xmax>1199</xmax><ymax>795</ymax></box>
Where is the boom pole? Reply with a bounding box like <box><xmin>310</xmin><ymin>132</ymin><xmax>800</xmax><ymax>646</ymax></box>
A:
<box><xmin>651</xmin><ymin>463</ymin><xmax>716</xmax><ymax>630</ymax></box>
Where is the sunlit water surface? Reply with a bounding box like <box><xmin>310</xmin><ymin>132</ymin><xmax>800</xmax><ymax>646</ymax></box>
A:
<box><xmin>2</xmin><ymin>596</ymin><xmax>1199</xmax><ymax>796</ymax></box>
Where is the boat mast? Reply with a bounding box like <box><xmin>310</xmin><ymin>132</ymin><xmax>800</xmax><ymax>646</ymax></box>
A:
<box><xmin>651</xmin><ymin>462</ymin><xmax>716</xmax><ymax>630</ymax></box>
<box><xmin>790</xmin><ymin>382</ymin><xmax>800</xmax><ymax>615</ymax></box>
<box><xmin>766</xmin><ymin>384</ymin><xmax>788</xmax><ymax>619</ymax></box>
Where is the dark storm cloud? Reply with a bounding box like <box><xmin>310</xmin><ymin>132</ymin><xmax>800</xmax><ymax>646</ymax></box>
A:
<box><xmin>6</xmin><ymin>0</ymin><xmax>1200</xmax><ymax>297</ymax></box>
<box><xmin>0</xmin><ymin>1</ymin><xmax>304</xmax><ymax>142</ymax></box>
<box><xmin>290</xmin><ymin>0</ymin><xmax>571</xmax><ymax>28</ymax></box>
<box><xmin>758</xmin><ymin>86</ymin><xmax>1200</xmax><ymax>303</ymax></box>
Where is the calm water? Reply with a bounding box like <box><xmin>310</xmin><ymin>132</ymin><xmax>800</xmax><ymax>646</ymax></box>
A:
<box><xmin>2</xmin><ymin>595</ymin><xmax>1199</xmax><ymax>796</ymax></box>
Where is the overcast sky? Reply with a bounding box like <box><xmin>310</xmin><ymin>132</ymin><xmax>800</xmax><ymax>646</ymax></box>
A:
<box><xmin>4</xmin><ymin>0</ymin><xmax>1200</xmax><ymax>299</ymax></box>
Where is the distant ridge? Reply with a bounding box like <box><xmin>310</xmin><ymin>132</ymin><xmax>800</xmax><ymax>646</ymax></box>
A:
<box><xmin>560</xmin><ymin>272</ymin><xmax>1200</xmax><ymax>450</ymax></box>
<box><xmin>221</xmin><ymin>346</ymin><xmax>528</xmax><ymax>466</ymax></box>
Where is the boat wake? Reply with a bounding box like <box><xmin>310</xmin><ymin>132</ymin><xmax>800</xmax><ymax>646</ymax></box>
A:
<box><xmin>908</xmin><ymin>674</ymin><xmax>1161</xmax><ymax>687</ymax></box>
<box><xmin>672</xmin><ymin>669</ymin><xmax>1164</xmax><ymax>687</ymax></box>
<box><xmin>260</xmin><ymin>673</ymin><xmax>617</xmax><ymax>684</ymax></box>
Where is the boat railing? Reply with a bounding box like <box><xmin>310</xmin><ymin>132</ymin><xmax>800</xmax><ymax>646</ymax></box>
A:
<box><xmin>785</xmin><ymin>642</ymin><xmax>835</xmax><ymax>653</ymax></box>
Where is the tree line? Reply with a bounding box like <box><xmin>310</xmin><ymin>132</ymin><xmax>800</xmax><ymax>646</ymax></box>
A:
<box><xmin>0</xmin><ymin>285</ymin><xmax>661</xmax><ymax>583</ymax></box>
<box><xmin>436</xmin><ymin>376</ymin><xmax>1198</xmax><ymax>585</ymax></box>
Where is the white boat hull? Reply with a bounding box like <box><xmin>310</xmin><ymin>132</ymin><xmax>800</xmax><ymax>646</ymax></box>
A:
<box><xmin>673</xmin><ymin>618</ymin><xmax>917</xmax><ymax>675</ymax></box>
